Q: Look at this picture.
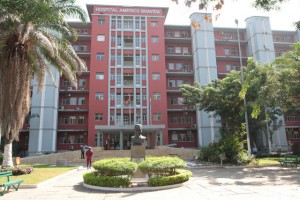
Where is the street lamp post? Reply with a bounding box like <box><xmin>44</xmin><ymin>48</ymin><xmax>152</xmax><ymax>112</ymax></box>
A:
<box><xmin>235</xmin><ymin>19</ymin><xmax>251</xmax><ymax>157</ymax></box>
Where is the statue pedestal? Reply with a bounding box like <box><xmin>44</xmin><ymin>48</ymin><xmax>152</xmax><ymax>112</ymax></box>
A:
<box><xmin>131</xmin><ymin>146</ymin><xmax>145</xmax><ymax>161</ymax></box>
<box><xmin>131</xmin><ymin>145</ymin><xmax>146</xmax><ymax>178</ymax></box>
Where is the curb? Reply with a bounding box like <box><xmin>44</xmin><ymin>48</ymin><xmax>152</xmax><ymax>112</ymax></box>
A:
<box><xmin>83</xmin><ymin>182</ymin><xmax>184</xmax><ymax>192</ymax></box>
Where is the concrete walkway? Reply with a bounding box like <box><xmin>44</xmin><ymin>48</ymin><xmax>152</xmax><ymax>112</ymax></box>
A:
<box><xmin>2</xmin><ymin>165</ymin><xmax>300</xmax><ymax>200</ymax></box>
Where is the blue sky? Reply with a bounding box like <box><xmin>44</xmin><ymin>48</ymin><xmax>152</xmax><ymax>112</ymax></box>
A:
<box><xmin>75</xmin><ymin>0</ymin><xmax>299</xmax><ymax>30</ymax></box>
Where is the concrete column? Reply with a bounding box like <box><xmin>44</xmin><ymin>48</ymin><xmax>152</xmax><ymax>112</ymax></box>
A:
<box><xmin>190</xmin><ymin>13</ymin><xmax>221</xmax><ymax>147</ymax></box>
<box><xmin>96</xmin><ymin>131</ymin><xmax>101</xmax><ymax>147</ymax></box>
<box><xmin>159</xmin><ymin>129</ymin><xmax>163</xmax><ymax>146</ymax></box>
<box><xmin>120</xmin><ymin>131</ymin><xmax>124</xmax><ymax>150</ymax></box>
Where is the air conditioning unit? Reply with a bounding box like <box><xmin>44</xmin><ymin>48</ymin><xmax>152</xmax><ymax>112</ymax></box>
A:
<box><xmin>68</xmin><ymin>146</ymin><xmax>74</xmax><ymax>150</ymax></box>
<box><xmin>80</xmin><ymin>88</ymin><xmax>85</xmax><ymax>90</ymax></box>
<box><xmin>68</xmin><ymin>87</ymin><xmax>72</xmax><ymax>90</ymax></box>
<box><xmin>183</xmin><ymin>107</ymin><xmax>187</xmax><ymax>110</ymax></box>
<box><xmin>76</xmin><ymin>107</ymin><xmax>80</xmax><ymax>111</ymax></box>
<box><xmin>60</xmin><ymin>106</ymin><xmax>64</xmax><ymax>110</ymax></box>
<box><xmin>191</xmin><ymin>124</ymin><xmax>197</xmax><ymax>128</ymax></box>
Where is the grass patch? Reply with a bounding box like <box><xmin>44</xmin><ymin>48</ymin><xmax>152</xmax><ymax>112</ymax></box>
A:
<box><xmin>9</xmin><ymin>164</ymin><xmax>76</xmax><ymax>184</ymax></box>
<box><xmin>249</xmin><ymin>157</ymin><xmax>282</xmax><ymax>166</ymax></box>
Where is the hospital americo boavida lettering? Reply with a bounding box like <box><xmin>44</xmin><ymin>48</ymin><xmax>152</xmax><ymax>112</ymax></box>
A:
<box><xmin>95</xmin><ymin>7</ymin><xmax>161</xmax><ymax>14</ymax></box>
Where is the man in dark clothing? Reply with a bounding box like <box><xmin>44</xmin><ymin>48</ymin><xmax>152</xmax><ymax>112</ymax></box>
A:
<box><xmin>80</xmin><ymin>145</ymin><xmax>85</xmax><ymax>159</ymax></box>
<box><xmin>86</xmin><ymin>147</ymin><xmax>94</xmax><ymax>169</ymax></box>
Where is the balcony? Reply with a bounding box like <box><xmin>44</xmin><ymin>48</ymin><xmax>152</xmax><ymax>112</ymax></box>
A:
<box><xmin>165</xmin><ymin>52</ymin><xmax>193</xmax><ymax>60</ymax></box>
<box><xmin>166</xmin><ymin>69</ymin><xmax>193</xmax><ymax>76</ymax></box>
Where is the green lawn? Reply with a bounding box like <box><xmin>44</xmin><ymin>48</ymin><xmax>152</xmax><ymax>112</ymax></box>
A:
<box><xmin>249</xmin><ymin>157</ymin><xmax>282</xmax><ymax>166</ymax></box>
<box><xmin>8</xmin><ymin>164</ymin><xmax>77</xmax><ymax>184</ymax></box>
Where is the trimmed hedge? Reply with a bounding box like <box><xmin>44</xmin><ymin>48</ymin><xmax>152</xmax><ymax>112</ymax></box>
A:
<box><xmin>93</xmin><ymin>157</ymin><xmax>138</xmax><ymax>177</ymax></box>
<box><xmin>83</xmin><ymin>172</ymin><xmax>131</xmax><ymax>188</ymax></box>
<box><xmin>148</xmin><ymin>169</ymin><xmax>192</xmax><ymax>187</ymax></box>
<box><xmin>138</xmin><ymin>156</ymin><xmax>186</xmax><ymax>178</ymax></box>
<box><xmin>83</xmin><ymin>157</ymin><xmax>191</xmax><ymax>188</ymax></box>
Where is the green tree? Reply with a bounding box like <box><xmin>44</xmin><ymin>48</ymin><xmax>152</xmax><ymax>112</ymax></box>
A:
<box><xmin>0</xmin><ymin>0</ymin><xmax>87</xmax><ymax>167</ymax></box>
<box><xmin>274</xmin><ymin>42</ymin><xmax>300</xmax><ymax>112</ymax></box>
<box><xmin>180</xmin><ymin>58</ymin><xmax>284</xmax><ymax>149</ymax></box>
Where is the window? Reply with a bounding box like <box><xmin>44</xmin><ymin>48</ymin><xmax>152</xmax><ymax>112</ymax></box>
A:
<box><xmin>62</xmin><ymin>98</ymin><xmax>69</xmax><ymax>105</ymax></box>
<box><xmin>151</xmin><ymin>36</ymin><xmax>159</xmax><ymax>43</ymax></box>
<box><xmin>178</xmin><ymin>116</ymin><xmax>184</xmax><ymax>124</ymax></box>
<box><xmin>169</xmin><ymin>80</ymin><xmax>176</xmax><ymax>87</ymax></box>
<box><xmin>78</xmin><ymin>79</ymin><xmax>85</xmax><ymax>87</ymax></box>
<box><xmin>151</xmin><ymin>21</ymin><xmax>158</xmax><ymax>27</ymax></box>
<box><xmin>153</xmin><ymin>113</ymin><xmax>161</xmax><ymax>121</ymax></box>
<box><xmin>176</xmin><ymin>80</ymin><xmax>183</xmax><ymax>87</ymax></box>
<box><xmin>167</xmin><ymin>46</ymin><xmax>174</xmax><ymax>53</ymax></box>
<box><xmin>78</xmin><ymin>116</ymin><xmax>84</xmax><ymax>124</ymax></box>
<box><xmin>61</xmin><ymin>116</ymin><xmax>68</xmax><ymax>124</ymax></box>
<box><xmin>96</xmin><ymin>53</ymin><xmax>104</xmax><ymax>60</ymax></box>
<box><xmin>78</xmin><ymin>97</ymin><xmax>85</xmax><ymax>105</ymax></box>
<box><xmin>70</xmin><ymin>97</ymin><xmax>77</xmax><ymax>105</ymax></box>
<box><xmin>168</xmin><ymin>63</ymin><xmax>175</xmax><ymax>70</ymax></box>
<box><xmin>153</xmin><ymin>93</ymin><xmax>161</xmax><ymax>100</ymax></box>
<box><xmin>97</xmin><ymin>35</ymin><xmax>105</xmax><ymax>41</ymax></box>
<box><xmin>186</xmin><ymin>132</ymin><xmax>194</xmax><ymax>142</ymax></box>
<box><xmin>170</xmin><ymin>98</ymin><xmax>177</xmax><ymax>105</ymax></box>
<box><xmin>95</xmin><ymin>113</ymin><xmax>103</xmax><ymax>121</ymax></box>
<box><xmin>224</xmin><ymin>48</ymin><xmax>229</xmax><ymax>55</ymax></box>
<box><xmin>177</xmin><ymin>97</ymin><xmax>184</xmax><ymax>105</ymax></box>
<box><xmin>231</xmin><ymin>48</ymin><xmax>237</xmax><ymax>55</ymax></box>
<box><xmin>175</xmin><ymin>63</ymin><xmax>183</xmax><ymax>70</ymax></box>
<box><xmin>96</xmin><ymin>72</ymin><xmax>104</xmax><ymax>80</ymax></box>
<box><xmin>175</xmin><ymin>47</ymin><xmax>181</xmax><ymax>54</ymax></box>
<box><xmin>96</xmin><ymin>93</ymin><xmax>104</xmax><ymax>100</ymax></box>
<box><xmin>110</xmin><ymin>114</ymin><xmax>115</xmax><ymax>121</ymax></box>
<box><xmin>226</xmin><ymin>64</ymin><xmax>231</xmax><ymax>72</ymax></box>
<box><xmin>135</xmin><ymin>74</ymin><xmax>141</xmax><ymax>85</ymax></box>
<box><xmin>76</xmin><ymin>135</ymin><xmax>84</xmax><ymax>144</ymax></box>
<box><xmin>69</xmin><ymin>116</ymin><xmax>76</xmax><ymax>124</ymax></box>
<box><xmin>142</xmin><ymin>114</ymin><xmax>147</xmax><ymax>121</ymax></box>
<box><xmin>152</xmin><ymin>54</ymin><xmax>159</xmax><ymax>61</ymax></box>
<box><xmin>172</xmin><ymin>132</ymin><xmax>178</xmax><ymax>141</ymax></box>
<box><xmin>63</xmin><ymin>80</ymin><xmax>70</xmax><ymax>87</ymax></box>
<box><xmin>170</xmin><ymin>116</ymin><xmax>177</xmax><ymax>123</ymax></box>
<box><xmin>135</xmin><ymin>55</ymin><xmax>140</xmax><ymax>65</ymax></box>
<box><xmin>135</xmin><ymin>37</ymin><xmax>140</xmax><ymax>47</ymax></box>
<box><xmin>98</xmin><ymin>19</ymin><xmax>105</xmax><ymax>25</ymax></box>
<box><xmin>152</xmin><ymin>73</ymin><xmax>160</xmax><ymax>80</ymax></box>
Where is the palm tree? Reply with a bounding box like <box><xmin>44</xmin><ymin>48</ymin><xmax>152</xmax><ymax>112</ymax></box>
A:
<box><xmin>0</xmin><ymin>0</ymin><xmax>87</xmax><ymax>167</ymax></box>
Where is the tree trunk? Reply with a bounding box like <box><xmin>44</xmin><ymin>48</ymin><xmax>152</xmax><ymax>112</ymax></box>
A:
<box><xmin>2</xmin><ymin>140</ymin><xmax>13</xmax><ymax>168</ymax></box>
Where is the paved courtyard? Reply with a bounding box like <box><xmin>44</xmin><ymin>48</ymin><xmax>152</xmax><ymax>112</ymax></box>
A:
<box><xmin>3</xmin><ymin>165</ymin><xmax>300</xmax><ymax>200</ymax></box>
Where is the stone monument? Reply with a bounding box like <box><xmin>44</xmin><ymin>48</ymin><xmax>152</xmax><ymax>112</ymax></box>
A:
<box><xmin>131</xmin><ymin>124</ymin><xmax>147</xmax><ymax>179</ymax></box>
<box><xmin>131</xmin><ymin>124</ymin><xmax>146</xmax><ymax>163</ymax></box>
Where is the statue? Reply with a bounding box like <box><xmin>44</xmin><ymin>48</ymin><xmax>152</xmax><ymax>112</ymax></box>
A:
<box><xmin>131</xmin><ymin>124</ymin><xmax>146</xmax><ymax>146</ymax></box>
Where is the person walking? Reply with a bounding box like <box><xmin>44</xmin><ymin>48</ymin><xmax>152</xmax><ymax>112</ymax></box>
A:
<box><xmin>86</xmin><ymin>147</ymin><xmax>94</xmax><ymax>169</ymax></box>
<box><xmin>80</xmin><ymin>145</ymin><xmax>85</xmax><ymax>159</ymax></box>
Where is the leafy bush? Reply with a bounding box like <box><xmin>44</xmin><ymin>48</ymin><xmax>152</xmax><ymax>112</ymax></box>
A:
<box><xmin>83</xmin><ymin>172</ymin><xmax>130</xmax><ymax>188</ymax></box>
<box><xmin>93</xmin><ymin>158</ymin><xmax>137</xmax><ymax>177</ymax></box>
<box><xmin>138</xmin><ymin>156</ymin><xmax>186</xmax><ymax>178</ymax></box>
<box><xmin>199</xmin><ymin>127</ymin><xmax>250</xmax><ymax>164</ymax></box>
<box><xmin>219</xmin><ymin>130</ymin><xmax>248</xmax><ymax>164</ymax></box>
<box><xmin>199</xmin><ymin>142</ymin><xmax>220</xmax><ymax>162</ymax></box>
<box><xmin>148</xmin><ymin>169</ymin><xmax>192</xmax><ymax>187</ymax></box>
<box><xmin>0</xmin><ymin>166</ymin><xmax>34</xmax><ymax>175</ymax></box>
